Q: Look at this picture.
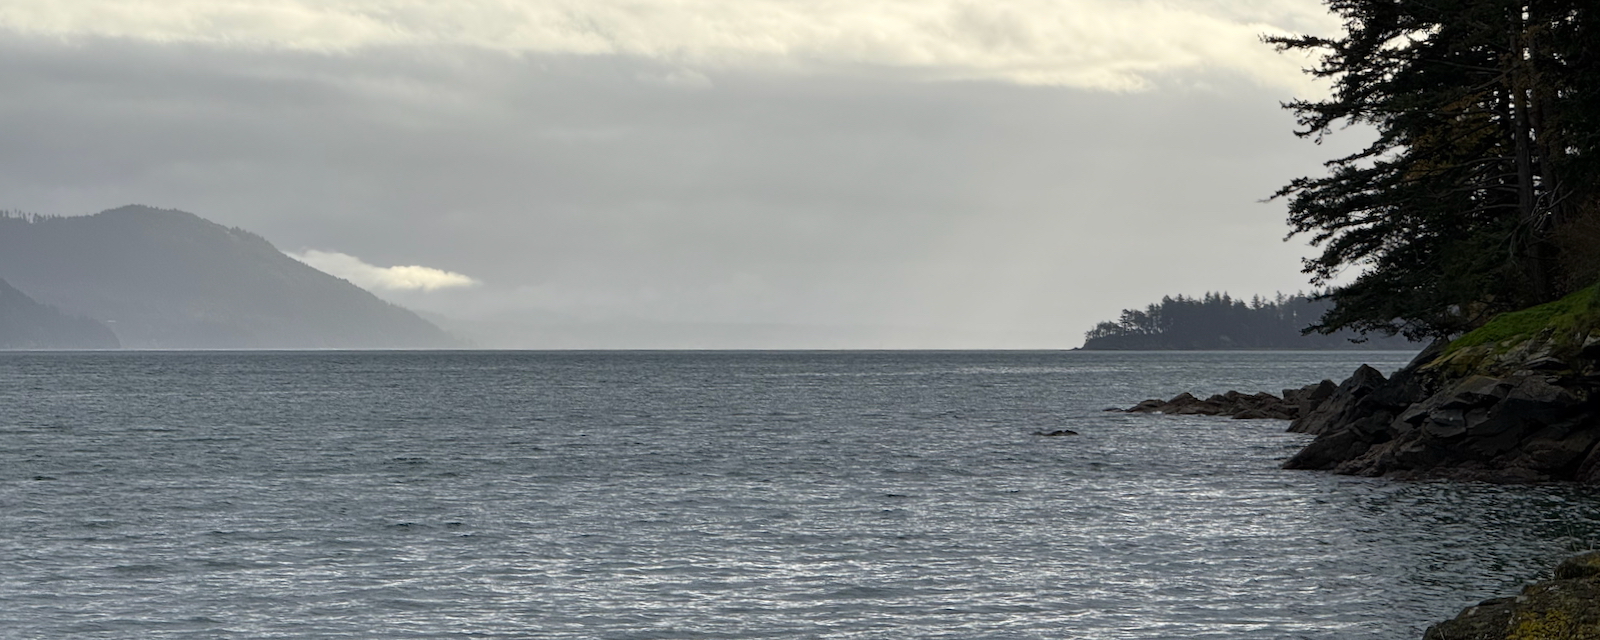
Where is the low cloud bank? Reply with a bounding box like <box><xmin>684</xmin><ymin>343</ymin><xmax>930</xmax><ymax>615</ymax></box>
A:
<box><xmin>291</xmin><ymin>249</ymin><xmax>479</xmax><ymax>292</ymax></box>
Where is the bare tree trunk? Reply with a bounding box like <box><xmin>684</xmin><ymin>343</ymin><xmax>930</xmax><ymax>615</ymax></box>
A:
<box><xmin>1510</xmin><ymin>5</ymin><xmax>1553</xmax><ymax>301</ymax></box>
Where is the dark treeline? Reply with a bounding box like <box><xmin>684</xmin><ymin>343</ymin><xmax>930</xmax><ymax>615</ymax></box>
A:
<box><xmin>1081</xmin><ymin>292</ymin><xmax>1414</xmax><ymax>350</ymax></box>
<box><xmin>0</xmin><ymin>209</ymin><xmax>62</xmax><ymax>223</ymax></box>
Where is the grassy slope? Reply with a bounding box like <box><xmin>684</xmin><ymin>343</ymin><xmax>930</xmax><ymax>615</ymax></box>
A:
<box><xmin>1446</xmin><ymin>283</ymin><xmax>1600</xmax><ymax>354</ymax></box>
<box><xmin>1428</xmin><ymin>282</ymin><xmax>1600</xmax><ymax>375</ymax></box>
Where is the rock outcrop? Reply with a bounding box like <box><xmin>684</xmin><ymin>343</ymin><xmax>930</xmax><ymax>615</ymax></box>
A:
<box><xmin>1284</xmin><ymin>285</ymin><xmax>1600</xmax><ymax>483</ymax></box>
<box><xmin>1424</xmin><ymin>551</ymin><xmax>1600</xmax><ymax>639</ymax></box>
<box><xmin>1116</xmin><ymin>382</ymin><xmax>1336</xmax><ymax>421</ymax></box>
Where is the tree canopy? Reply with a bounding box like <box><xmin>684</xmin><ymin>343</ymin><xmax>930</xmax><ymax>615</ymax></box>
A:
<box><xmin>1272</xmin><ymin>0</ymin><xmax>1600</xmax><ymax>340</ymax></box>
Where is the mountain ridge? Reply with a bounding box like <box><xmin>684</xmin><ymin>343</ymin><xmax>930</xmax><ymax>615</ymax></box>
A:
<box><xmin>0</xmin><ymin>205</ymin><xmax>459</xmax><ymax>349</ymax></box>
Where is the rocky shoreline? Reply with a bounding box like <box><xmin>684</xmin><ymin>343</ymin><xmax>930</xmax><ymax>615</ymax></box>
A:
<box><xmin>1122</xmin><ymin>298</ymin><xmax>1600</xmax><ymax>483</ymax></box>
<box><xmin>1423</xmin><ymin>551</ymin><xmax>1600</xmax><ymax>640</ymax></box>
<box><xmin>1114</xmin><ymin>380</ymin><xmax>1338</xmax><ymax>421</ymax></box>
<box><xmin>1122</xmin><ymin>362</ymin><xmax>1600</xmax><ymax>637</ymax></box>
<box><xmin>1113</xmin><ymin>289</ymin><xmax>1600</xmax><ymax>636</ymax></box>
<box><xmin>1279</xmin><ymin>333</ymin><xmax>1600</xmax><ymax>484</ymax></box>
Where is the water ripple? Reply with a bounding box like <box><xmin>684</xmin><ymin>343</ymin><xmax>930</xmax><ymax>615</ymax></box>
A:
<box><xmin>0</xmin><ymin>350</ymin><xmax>1595</xmax><ymax>639</ymax></box>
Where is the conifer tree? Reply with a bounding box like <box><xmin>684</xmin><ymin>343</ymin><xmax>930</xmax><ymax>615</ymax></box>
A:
<box><xmin>1271</xmin><ymin>0</ymin><xmax>1599</xmax><ymax>340</ymax></box>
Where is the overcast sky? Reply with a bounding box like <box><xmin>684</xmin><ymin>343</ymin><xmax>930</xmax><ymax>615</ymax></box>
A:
<box><xmin>0</xmin><ymin>0</ymin><xmax>1363</xmax><ymax>348</ymax></box>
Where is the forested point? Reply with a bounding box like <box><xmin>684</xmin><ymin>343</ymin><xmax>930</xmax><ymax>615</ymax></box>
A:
<box><xmin>1080</xmin><ymin>292</ymin><xmax>1414</xmax><ymax>350</ymax></box>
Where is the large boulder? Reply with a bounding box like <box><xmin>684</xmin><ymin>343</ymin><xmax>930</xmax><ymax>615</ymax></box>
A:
<box><xmin>1288</xmin><ymin>364</ymin><xmax>1410</xmax><ymax>435</ymax></box>
<box><xmin>1285</xmin><ymin>379</ymin><xmax>1338</xmax><ymax>418</ymax></box>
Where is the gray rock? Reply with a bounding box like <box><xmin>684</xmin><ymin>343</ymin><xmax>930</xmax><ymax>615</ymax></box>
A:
<box><xmin>1512</xmin><ymin>430</ymin><xmax>1600</xmax><ymax>474</ymax></box>
<box><xmin>1123</xmin><ymin>399</ymin><xmax>1165</xmax><ymax>413</ymax></box>
<box><xmin>1119</xmin><ymin>388</ymin><xmax>1297</xmax><ymax>419</ymax></box>
<box><xmin>1462</xmin><ymin>406</ymin><xmax>1521</xmax><ymax>439</ymax></box>
<box><xmin>1306</xmin><ymin>378</ymin><xmax>1338</xmax><ymax>404</ymax></box>
<box><xmin>1436</xmin><ymin>375</ymin><xmax>1511</xmax><ymax>410</ymax></box>
<box><xmin>1577</xmin><ymin>444</ymin><xmax>1600</xmax><ymax>484</ymax></box>
<box><xmin>1422</xmin><ymin>597</ymin><xmax>1516</xmax><ymax>640</ymax></box>
<box><xmin>1282</xmin><ymin>428</ymin><xmax>1371</xmax><ymax>471</ymax></box>
<box><xmin>1396</xmin><ymin>403</ymin><xmax>1430</xmax><ymax>427</ymax></box>
<box><xmin>1425</xmin><ymin>552</ymin><xmax>1600</xmax><ymax>639</ymax></box>
<box><xmin>1373</xmin><ymin>365</ymin><xmax>1430</xmax><ymax>408</ymax></box>
<box><xmin>1525</xmin><ymin>356</ymin><xmax>1568</xmax><ymax>370</ymax></box>
<box><xmin>1279</xmin><ymin>332</ymin><xmax>1600</xmax><ymax>483</ymax></box>
<box><xmin>1284</xmin><ymin>379</ymin><xmax>1337</xmax><ymax>419</ymax></box>
<box><xmin>1288</xmin><ymin>366</ymin><xmax>1394</xmax><ymax>436</ymax></box>
<box><xmin>1555</xmin><ymin>551</ymin><xmax>1600</xmax><ymax>580</ymax></box>
<box><xmin>1497</xmin><ymin>377</ymin><xmax>1580</xmax><ymax>425</ymax></box>
<box><xmin>1232</xmin><ymin>408</ymin><xmax>1295</xmax><ymax>420</ymax></box>
<box><xmin>1423</xmin><ymin>410</ymin><xmax>1468</xmax><ymax>439</ymax></box>
<box><xmin>1171</xmin><ymin>399</ymin><xmax>1226</xmax><ymax>415</ymax></box>
<box><xmin>1347</xmin><ymin>364</ymin><xmax>1389</xmax><ymax>393</ymax></box>
<box><xmin>1465</xmin><ymin>428</ymin><xmax>1524</xmax><ymax>458</ymax></box>
<box><xmin>1463</xmin><ymin>407</ymin><xmax>1492</xmax><ymax>431</ymax></box>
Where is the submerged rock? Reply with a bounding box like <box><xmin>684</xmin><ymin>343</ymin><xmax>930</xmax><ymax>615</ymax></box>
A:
<box><xmin>1424</xmin><ymin>551</ymin><xmax>1600</xmax><ymax>639</ymax></box>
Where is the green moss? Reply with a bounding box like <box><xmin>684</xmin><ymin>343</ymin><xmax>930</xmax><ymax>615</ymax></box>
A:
<box><xmin>1507</xmin><ymin>608</ymin><xmax>1586</xmax><ymax>640</ymax></box>
<box><xmin>1430</xmin><ymin>555</ymin><xmax>1600</xmax><ymax>639</ymax></box>
<box><xmin>1506</xmin><ymin>583</ymin><xmax>1600</xmax><ymax>640</ymax></box>
<box><xmin>1443</xmin><ymin>283</ymin><xmax>1600</xmax><ymax>357</ymax></box>
<box><xmin>1557</xmin><ymin>552</ymin><xmax>1600</xmax><ymax>580</ymax></box>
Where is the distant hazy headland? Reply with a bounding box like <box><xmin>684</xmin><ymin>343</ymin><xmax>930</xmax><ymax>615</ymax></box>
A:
<box><xmin>0</xmin><ymin>206</ymin><xmax>459</xmax><ymax>349</ymax></box>
<box><xmin>1080</xmin><ymin>292</ymin><xmax>1415</xmax><ymax>350</ymax></box>
<box><xmin>0</xmin><ymin>278</ymin><xmax>119</xmax><ymax>349</ymax></box>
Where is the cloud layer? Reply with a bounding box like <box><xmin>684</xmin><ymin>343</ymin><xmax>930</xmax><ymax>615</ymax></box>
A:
<box><xmin>291</xmin><ymin>250</ymin><xmax>479</xmax><ymax>292</ymax></box>
<box><xmin>0</xmin><ymin>0</ymin><xmax>1335</xmax><ymax>91</ymax></box>
<box><xmin>0</xmin><ymin>5</ymin><xmax>1361</xmax><ymax>347</ymax></box>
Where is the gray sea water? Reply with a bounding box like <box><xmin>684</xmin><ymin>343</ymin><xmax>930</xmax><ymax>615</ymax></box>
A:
<box><xmin>2</xmin><ymin>350</ymin><xmax>1598</xmax><ymax>639</ymax></box>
